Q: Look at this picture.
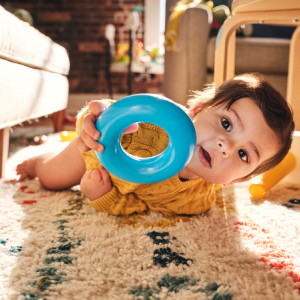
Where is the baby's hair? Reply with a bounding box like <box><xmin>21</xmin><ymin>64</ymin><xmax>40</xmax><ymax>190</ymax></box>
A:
<box><xmin>187</xmin><ymin>73</ymin><xmax>295</xmax><ymax>181</ymax></box>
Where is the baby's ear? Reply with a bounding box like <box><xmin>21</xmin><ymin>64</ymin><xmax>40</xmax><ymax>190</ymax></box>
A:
<box><xmin>188</xmin><ymin>105</ymin><xmax>202</xmax><ymax>118</ymax></box>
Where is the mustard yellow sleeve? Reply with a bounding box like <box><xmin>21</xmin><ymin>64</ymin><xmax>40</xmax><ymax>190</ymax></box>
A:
<box><xmin>88</xmin><ymin>187</ymin><xmax>147</xmax><ymax>216</ymax></box>
<box><xmin>76</xmin><ymin>99</ymin><xmax>116</xmax><ymax>136</ymax></box>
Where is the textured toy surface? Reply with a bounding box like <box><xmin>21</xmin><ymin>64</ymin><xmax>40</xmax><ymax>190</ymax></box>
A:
<box><xmin>94</xmin><ymin>94</ymin><xmax>196</xmax><ymax>183</ymax></box>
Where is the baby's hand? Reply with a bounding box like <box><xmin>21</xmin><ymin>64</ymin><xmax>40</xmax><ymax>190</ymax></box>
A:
<box><xmin>80</xmin><ymin>166</ymin><xmax>112</xmax><ymax>200</ymax></box>
<box><xmin>76</xmin><ymin>100</ymin><xmax>138</xmax><ymax>153</ymax></box>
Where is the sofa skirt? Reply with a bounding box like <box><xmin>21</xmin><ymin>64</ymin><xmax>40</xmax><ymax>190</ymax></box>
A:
<box><xmin>0</xmin><ymin>58</ymin><xmax>69</xmax><ymax>129</ymax></box>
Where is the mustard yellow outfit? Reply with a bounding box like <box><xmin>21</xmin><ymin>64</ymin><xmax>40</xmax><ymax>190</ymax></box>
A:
<box><xmin>76</xmin><ymin>100</ymin><xmax>216</xmax><ymax>216</ymax></box>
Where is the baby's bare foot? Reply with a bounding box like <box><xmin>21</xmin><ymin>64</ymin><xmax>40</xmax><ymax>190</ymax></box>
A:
<box><xmin>16</xmin><ymin>159</ymin><xmax>37</xmax><ymax>181</ymax></box>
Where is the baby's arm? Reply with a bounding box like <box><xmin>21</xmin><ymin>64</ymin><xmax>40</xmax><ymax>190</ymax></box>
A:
<box><xmin>80</xmin><ymin>166</ymin><xmax>112</xmax><ymax>200</ymax></box>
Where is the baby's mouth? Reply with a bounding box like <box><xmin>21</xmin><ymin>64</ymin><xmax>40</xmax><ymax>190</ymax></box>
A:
<box><xmin>203</xmin><ymin>148</ymin><xmax>211</xmax><ymax>165</ymax></box>
<box><xmin>199</xmin><ymin>147</ymin><xmax>212</xmax><ymax>167</ymax></box>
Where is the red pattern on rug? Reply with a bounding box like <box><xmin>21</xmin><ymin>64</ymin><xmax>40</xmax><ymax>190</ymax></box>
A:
<box><xmin>21</xmin><ymin>200</ymin><xmax>37</xmax><ymax>205</ymax></box>
<box><xmin>235</xmin><ymin>217</ymin><xmax>300</xmax><ymax>291</ymax></box>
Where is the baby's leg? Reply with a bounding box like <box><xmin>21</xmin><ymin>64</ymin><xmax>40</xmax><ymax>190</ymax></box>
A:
<box><xmin>16</xmin><ymin>138</ymin><xmax>86</xmax><ymax>190</ymax></box>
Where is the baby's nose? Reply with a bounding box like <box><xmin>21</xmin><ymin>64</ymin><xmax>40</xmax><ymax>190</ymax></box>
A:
<box><xmin>218</xmin><ymin>140</ymin><xmax>231</xmax><ymax>158</ymax></box>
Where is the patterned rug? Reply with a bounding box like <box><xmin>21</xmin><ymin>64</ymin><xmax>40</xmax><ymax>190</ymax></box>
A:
<box><xmin>1</xmin><ymin>134</ymin><xmax>300</xmax><ymax>300</ymax></box>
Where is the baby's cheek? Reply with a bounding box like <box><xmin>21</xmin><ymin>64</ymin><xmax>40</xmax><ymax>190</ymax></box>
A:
<box><xmin>212</xmin><ymin>164</ymin><xmax>237</xmax><ymax>184</ymax></box>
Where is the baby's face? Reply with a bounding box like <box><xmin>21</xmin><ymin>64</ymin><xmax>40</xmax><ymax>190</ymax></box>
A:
<box><xmin>180</xmin><ymin>97</ymin><xmax>279</xmax><ymax>185</ymax></box>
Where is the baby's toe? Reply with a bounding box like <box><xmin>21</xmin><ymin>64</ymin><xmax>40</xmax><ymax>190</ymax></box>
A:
<box><xmin>16</xmin><ymin>159</ymin><xmax>37</xmax><ymax>181</ymax></box>
<box><xmin>16</xmin><ymin>161</ymin><xmax>29</xmax><ymax>181</ymax></box>
<box><xmin>16</xmin><ymin>161</ymin><xmax>26</xmax><ymax>173</ymax></box>
<box><xmin>18</xmin><ymin>173</ymin><xmax>29</xmax><ymax>181</ymax></box>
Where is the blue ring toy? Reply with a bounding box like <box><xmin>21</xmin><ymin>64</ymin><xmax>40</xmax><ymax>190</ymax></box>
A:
<box><xmin>95</xmin><ymin>94</ymin><xmax>196</xmax><ymax>183</ymax></box>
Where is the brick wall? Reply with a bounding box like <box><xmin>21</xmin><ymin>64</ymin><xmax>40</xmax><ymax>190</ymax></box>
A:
<box><xmin>3</xmin><ymin>0</ymin><xmax>163</xmax><ymax>95</ymax></box>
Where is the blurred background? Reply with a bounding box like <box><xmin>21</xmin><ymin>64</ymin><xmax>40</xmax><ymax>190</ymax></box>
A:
<box><xmin>3</xmin><ymin>0</ymin><xmax>166</xmax><ymax>113</ymax></box>
<box><xmin>2</xmin><ymin>0</ymin><xmax>296</xmax><ymax>142</ymax></box>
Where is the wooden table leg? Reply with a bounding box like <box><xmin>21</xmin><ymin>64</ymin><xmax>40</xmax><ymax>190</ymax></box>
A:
<box><xmin>52</xmin><ymin>110</ymin><xmax>65</xmax><ymax>132</ymax></box>
<box><xmin>0</xmin><ymin>128</ymin><xmax>10</xmax><ymax>178</ymax></box>
<box><xmin>225</xmin><ymin>30</ymin><xmax>236</xmax><ymax>81</ymax></box>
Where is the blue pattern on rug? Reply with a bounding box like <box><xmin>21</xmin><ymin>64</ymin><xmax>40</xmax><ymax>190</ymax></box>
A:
<box><xmin>23</xmin><ymin>219</ymin><xmax>84</xmax><ymax>299</ymax></box>
<box><xmin>0</xmin><ymin>238</ymin><xmax>8</xmax><ymax>245</ymax></box>
<box><xmin>1</xmin><ymin>238</ymin><xmax>22</xmax><ymax>257</ymax></box>
<box><xmin>22</xmin><ymin>292</ymin><xmax>47</xmax><ymax>300</ymax></box>
<box><xmin>147</xmin><ymin>231</ymin><xmax>192</xmax><ymax>267</ymax></box>
<box><xmin>9</xmin><ymin>245</ymin><xmax>22</xmax><ymax>255</ymax></box>
<box><xmin>129</xmin><ymin>273</ymin><xmax>233</xmax><ymax>300</ymax></box>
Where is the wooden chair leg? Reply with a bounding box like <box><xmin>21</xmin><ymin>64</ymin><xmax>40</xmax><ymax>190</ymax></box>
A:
<box><xmin>225</xmin><ymin>30</ymin><xmax>236</xmax><ymax>81</ymax></box>
<box><xmin>214</xmin><ymin>16</ymin><xmax>242</xmax><ymax>85</ymax></box>
<box><xmin>52</xmin><ymin>110</ymin><xmax>65</xmax><ymax>132</ymax></box>
<box><xmin>287</xmin><ymin>26</ymin><xmax>300</xmax><ymax>131</ymax></box>
<box><xmin>214</xmin><ymin>24</ymin><xmax>227</xmax><ymax>86</ymax></box>
<box><xmin>0</xmin><ymin>128</ymin><xmax>10</xmax><ymax>178</ymax></box>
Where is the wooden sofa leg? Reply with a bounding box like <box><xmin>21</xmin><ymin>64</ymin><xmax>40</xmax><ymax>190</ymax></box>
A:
<box><xmin>52</xmin><ymin>110</ymin><xmax>65</xmax><ymax>132</ymax></box>
<box><xmin>0</xmin><ymin>128</ymin><xmax>10</xmax><ymax>178</ymax></box>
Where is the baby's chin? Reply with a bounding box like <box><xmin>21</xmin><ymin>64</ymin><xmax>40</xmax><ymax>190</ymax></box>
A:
<box><xmin>199</xmin><ymin>174</ymin><xmax>232</xmax><ymax>185</ymax></box>
<box><xmin>184</xmin><ymin>163</ymin><xmax>236</xmax><ymax>184</ymax></box>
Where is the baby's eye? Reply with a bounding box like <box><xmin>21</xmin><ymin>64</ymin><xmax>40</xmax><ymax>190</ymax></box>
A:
<box><xmin>222</xmin><ymin>117</ymin><xmax>232</xmax><ymax>132</ymax></box>
<box><xmin>238</xmin><ymin>149</ymin><xmax>248</xmax><ymax>162</ymax></box>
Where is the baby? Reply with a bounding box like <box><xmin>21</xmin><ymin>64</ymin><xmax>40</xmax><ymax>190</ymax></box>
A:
<box><xmin>17</xmin><ymin>73</ymin><xmax>294</xmax><ymax>215</ymax></box>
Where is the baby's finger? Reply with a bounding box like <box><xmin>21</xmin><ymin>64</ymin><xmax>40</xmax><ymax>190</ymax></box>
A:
<box><xmin>88</xmin><ymin>101</ymin><xmax>108</xmax><ymax>117</ymax></box>
<box><xmin>99</xmin><ymin>166</ymin><xmax>111</xmax><ymax>185</ymax></box>
<box><xmin>82</xmin><ymin>113</ymin><xmax>100</xmax><ymax>140</ymax></box>
<box><xmin>85</xmin><ymin>170</ymin><xmax>93</xmax><ymax>180</ymax></box>
<box><xmin>81</xmin><ymin>130</ymin><xmax>104</xmax><ymax>153</ymax></box>
<box><xmin>91</xmin><ymin>169</ymin><xmax>102</xmax><ymax>182</ymax></box>
<box><xmin>76</xmin><ymin>136</ymin><xmax>91</xmax><ymax>152</ymax></box>
<box><xmin>122</xmin><ymin>123</ymin><xmax>139</xmax><ymax>134</ymax></box>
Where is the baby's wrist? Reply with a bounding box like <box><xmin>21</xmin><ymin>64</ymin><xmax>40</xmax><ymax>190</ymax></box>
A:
<box><xmin>88</xmin><ymin>188</ymin><xmax>111</xmax><ymax>201</ymax></box>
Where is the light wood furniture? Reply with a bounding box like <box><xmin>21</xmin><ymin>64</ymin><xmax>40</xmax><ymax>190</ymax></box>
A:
<box><xmin>214</xmin><ymin>0</ymin><xmax>300</xmax><ymax>130</ymax></box>
<box><xmin>164</xmin><ymin>0</ymin><xmax>292</xmax><ymax>107</ymax></box>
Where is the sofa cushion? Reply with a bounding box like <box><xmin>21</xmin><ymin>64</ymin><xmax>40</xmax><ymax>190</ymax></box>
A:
<box><xmin>0</xmin><ymin>5</ymin><xmax>69</xmax><ymax>75</ymax></box>
<box><xmin>207</xmin><ymin>36</ymin><xmax>290</xmax><ymax>74</ymax></box>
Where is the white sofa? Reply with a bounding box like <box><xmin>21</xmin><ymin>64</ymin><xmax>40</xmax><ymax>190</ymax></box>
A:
<box><xmin>0</xmin><ymin>6</ymin><xmax>70</xmax><ymax>177</ymax></box>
